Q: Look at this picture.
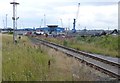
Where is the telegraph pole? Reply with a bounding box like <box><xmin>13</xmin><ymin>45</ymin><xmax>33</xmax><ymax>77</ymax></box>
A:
<box><xmin>6</xmin><ymin>14</ymin><xmax>8</xmax><ymax>29</ymax></box>
<box><xmin>3</xmin><ymin>20</ymin><xmax>5</xmax><ymax>29</ymax></box>
<box><xmin>60</xmin><ymin>19</ymin><xmax>63</xmax><ymax>28</ymax></box>
<box><xmin>44</xmin><ymin>14</ymin><xmax>46</xmax><ymax>27</ymax></box>
<box><xmin>10</xmin><ymin>1</ymin><xmax>19</xmax><ymax>44</ymax></box>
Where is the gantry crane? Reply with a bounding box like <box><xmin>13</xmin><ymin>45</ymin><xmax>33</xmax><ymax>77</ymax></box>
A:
<box><xmin>72</xmin><ymin>3</ymin><xmax>80</xmax><ymax>33</ymax></box>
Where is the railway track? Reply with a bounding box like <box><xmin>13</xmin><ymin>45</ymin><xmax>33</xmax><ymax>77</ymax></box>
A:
<box><xmin>30</xmin><ymin>37</ymin><xmax>120</xmax><ymax>80</ymax></box>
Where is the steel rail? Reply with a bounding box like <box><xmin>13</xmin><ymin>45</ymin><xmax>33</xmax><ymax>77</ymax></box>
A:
<box><xmin>39</xmin><ymin>39</ymin><xmax>120</xmax><ymax>68</ymax></box>
<box><xmin>30</xmin><ymin>37</ymin><xmax>120</xmax><ymax>79</ymax></box>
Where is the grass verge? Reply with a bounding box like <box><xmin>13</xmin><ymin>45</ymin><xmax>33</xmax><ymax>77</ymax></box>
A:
<box><xmin>37</xmin><ymin>35</ymin><xmax>119</xmax><ymax>57</ymax></box>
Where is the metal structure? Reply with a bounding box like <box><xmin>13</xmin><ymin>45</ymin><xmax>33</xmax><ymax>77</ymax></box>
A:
<box><xmin>10</xmin><ymin>1</ymin><xmax>19</xmax><ymax>44</ymax></box>
<box><xmin>36</xmin><ymin>25</ymin><xmax>65</xmax><ymax>34</ymax></box>
<box><xmin>72</xmin><ymin>3</ymin><xmax>80</xmax><ymax>33</ymax></box>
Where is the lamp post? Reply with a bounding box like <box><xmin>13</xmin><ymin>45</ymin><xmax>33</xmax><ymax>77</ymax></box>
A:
<box><xmin>10</xmin><ymin>1</ymin><xmax>19</xmax><ymax>44</ymax></box>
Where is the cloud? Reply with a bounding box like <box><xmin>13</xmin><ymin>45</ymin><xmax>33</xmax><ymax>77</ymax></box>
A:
<box><xmin>76</xmin><ymin>4</ymin><xmax>118</xmax><ymax>30</ymax></box>
<box><xmin>0</xmin><ymin>0</ymin><xmax>119</xmax><ymax>30</ymax></box>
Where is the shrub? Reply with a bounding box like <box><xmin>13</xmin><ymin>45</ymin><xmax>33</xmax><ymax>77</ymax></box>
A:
<box><xmin>8</xmin><ymin>32</ymin><xmax>13</xmax><ymax>34</ymax></box>
<box><xmin>63</xmin><ymin>40</ymin><xmax>68</xmax><ymax>46</ymax></box>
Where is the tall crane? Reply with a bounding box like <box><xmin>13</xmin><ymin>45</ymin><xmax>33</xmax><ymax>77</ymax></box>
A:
<box><xmin>72</xmin><ymin>3</ymin><xmax>80</xmax><ymax>33</ymax></box>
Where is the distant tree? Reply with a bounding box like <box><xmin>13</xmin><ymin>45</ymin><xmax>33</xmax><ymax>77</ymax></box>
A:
<box><xmin>7</xmin><ymin>28</ymin><xmax>13</xmax><ymax>32</ymax></box>
<box><xmin>110</xmin><ymin>29</ymin><xmax>118</xmax><ymax>34</ymax></box>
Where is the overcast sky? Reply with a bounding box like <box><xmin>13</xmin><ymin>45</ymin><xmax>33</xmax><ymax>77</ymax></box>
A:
<box><xmin>0</xmin><ymin>0</ymin><xmax>119</xmax><ymax>30</ymax></box>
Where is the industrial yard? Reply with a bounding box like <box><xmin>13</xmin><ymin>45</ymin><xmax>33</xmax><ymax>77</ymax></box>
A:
<box><xmin>0</xmin><ymin>0</ymin><xmax>119</xmax><ymax>82</ymax></box>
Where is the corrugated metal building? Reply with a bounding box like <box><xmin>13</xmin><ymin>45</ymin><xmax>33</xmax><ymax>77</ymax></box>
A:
<box><xmin>36</xmin><ymin>25</ymin><xmax>65</xmax><ymax>34</ymax></box>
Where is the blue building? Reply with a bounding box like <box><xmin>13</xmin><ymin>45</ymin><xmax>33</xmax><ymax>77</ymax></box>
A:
<box><xmin>36</xmin><ymin>25</ymin><xmax>65</xmax><ymax>34</ymax></box>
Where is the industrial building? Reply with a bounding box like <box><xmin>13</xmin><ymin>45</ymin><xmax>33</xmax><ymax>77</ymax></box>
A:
<box><xmin>36</xmin><ymin>25</ymin><xmax>65</xmax><ymax>34</ymax></box>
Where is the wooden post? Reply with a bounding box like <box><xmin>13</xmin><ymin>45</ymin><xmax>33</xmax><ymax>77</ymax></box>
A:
<box><xmin>48</xmin><ymin>60</ymin><xmax>51</xmax><ymax>69</ymax></box>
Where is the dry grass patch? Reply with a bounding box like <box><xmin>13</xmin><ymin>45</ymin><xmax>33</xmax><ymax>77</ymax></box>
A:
<box><xmin>40</xmin><ymin>44</ymin><xmax>111</xmax><ymax>81</ymax></box>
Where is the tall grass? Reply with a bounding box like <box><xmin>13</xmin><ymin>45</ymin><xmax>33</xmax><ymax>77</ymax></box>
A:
<box><xmin>2</xmin><ymin>34</ymin><xmax>112</xmax><ymax>81</ymax></box>
<box><xmin>38</xmin><ymin>35</ymin><xmax>119</xmax><ymax>57</ymax></box>
<box><xmin>40</xmin><ymin>45</ymin><xmax>103</xmax><ymax>81</ymax></box>
<box><xmin>75</xmin><ymin>35</ymin><xmax>118</xmax><ymax>57</ymax></box>
<box><xmin>0</xmin><ymin>33</ymin><xmax>2</xmax><ymax>81</ymax></box>
<box><xmin>2</xmin><ymin>35</ymin><xmax>51</xmax><ymax>81</ymax></box>
<box><xmin>2</xmin><ymin>35</ymin><xmax>86</xmax><ymax>81</ymax></box>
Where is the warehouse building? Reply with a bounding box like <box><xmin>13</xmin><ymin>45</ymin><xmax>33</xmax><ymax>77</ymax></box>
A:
<box><xmin>36</xmin><ymin>25</ymin><xmax>65</xmax><ymax>35</ymax></box>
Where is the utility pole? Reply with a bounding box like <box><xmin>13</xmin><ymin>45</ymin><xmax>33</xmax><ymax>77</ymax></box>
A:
<box><xmin>60</xmin><ymin>19</ymin><xmax>63</xmax><ymax>28</ymax></box>
<box><xmin>68</xmin><ymin>18</ymin><xmax>70</xmax><ymax>30</ymax></box>
<box><xmin>10</xmin><ymin>0</ymin><xmax>19</xmax><ymax>44</ymax></box>
<box><xmin>6</xmin><ymin>14</ymin><xmax>8</xmax><ymax>29</ymax></box>
<box><xmin>44</xmin><ymin>14</ymin><xmax>46</xmax><ymax>27</ymax></box>
<box><xmin>3</xmin><ymin>20</ymin><xmax>5</xmax><ymax>29</ymax></box>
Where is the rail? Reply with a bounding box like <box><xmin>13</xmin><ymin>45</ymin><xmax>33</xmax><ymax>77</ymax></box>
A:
<box><xmin>30</xmin><ymin>37</ymin><xmax>120</xmax><ymax>79</ymax></box>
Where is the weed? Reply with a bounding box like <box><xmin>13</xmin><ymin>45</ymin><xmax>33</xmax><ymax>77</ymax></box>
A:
<box><xmin>63</xmin><ymin>40</ymin><xmax>68</xmax><ymax>46</ymax></box>
<box><xmin>2</xmin><ymin>35</ymin><xmax>51</xmax><ymax>81</ymax></box>
<box><xmin>38</xmin><ymin>35</ymin><xmax>119</xmax><ymax>57</ymax></box>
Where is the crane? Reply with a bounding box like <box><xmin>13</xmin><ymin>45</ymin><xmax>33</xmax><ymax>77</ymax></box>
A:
<box><xmin>72</xmin><ymin>3</ymin><xmax>80</xmax><ymax>33</ymax></box>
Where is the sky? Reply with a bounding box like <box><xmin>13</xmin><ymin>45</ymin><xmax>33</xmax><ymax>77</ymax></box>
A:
<box><xmin>0</xmin><ymin>0</ymin><xmax>119</xmax><ymax>30</ymax></box>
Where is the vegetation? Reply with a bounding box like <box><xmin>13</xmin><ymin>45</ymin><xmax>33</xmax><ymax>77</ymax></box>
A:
<box><xmin>2</xmin><ymin>34</ymin><xmax>112</xmax><ymax>81</ymax></box>
<box><xmin>39</xmin><ymin>35</ymin><xmax>119</xmax><ymax>57</ymax></box>
<box><xmin>2</xmin><ymin>35</ymin><xmax>51</xmax><ymax>81</ymax></box>
<box><xmin>0</xmin><ymin>34</ymin><xmax>2</xmax><ymax>81</ymax></box>
<box><xmin>73</xmin><ymin>35</ymin><xmax>118</xmax><ymax>57</ymax></box>
<box><xmin>8</xmin><ymin>32</ymin><xmax>13</xmax><ymax>34</ymax></box>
